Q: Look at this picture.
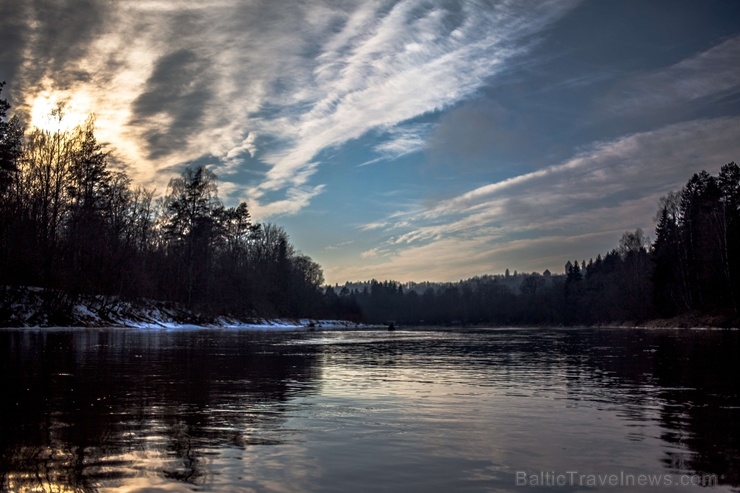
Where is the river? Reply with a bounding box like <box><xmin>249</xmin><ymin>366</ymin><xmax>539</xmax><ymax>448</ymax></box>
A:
<box><xmin>0</xmin><ymin>327</ymin><xmax>738</xmax><ymax>492</ymax></box>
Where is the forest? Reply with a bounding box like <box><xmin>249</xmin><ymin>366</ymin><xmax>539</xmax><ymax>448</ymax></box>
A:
<box><xmin>0</xmin><ymin>83</ymin><xmax>324</xmax><ymax>322</ymax></box>
<box><xmin>340</xmin><ymin>161</ymin><xmax>740</xmax><ymax>327</ymax></box>
<box><xmin>342</xmin><ymin>161</ymin><xmax>740</xmax><ymax>327</ymax></box>
<box><xmin>1</xmin><ymin>82</ymin><xmax>739</xmax><ymax>327</ymax></box>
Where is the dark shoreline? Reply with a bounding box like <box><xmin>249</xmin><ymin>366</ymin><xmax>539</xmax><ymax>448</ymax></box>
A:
<box><xmin>2</xmin><ymin>286</ymin><xmax>737</xmax><ymax>330</ymax></box>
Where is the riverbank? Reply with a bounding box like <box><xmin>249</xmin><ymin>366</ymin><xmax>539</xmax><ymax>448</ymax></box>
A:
<box><xmin>0</xmin><ymin>286</ymin><xmax>360</xmax><ymax>329</ymax></box>
<box><xmin>2</xmin><ymin>286</ymin><xmax>736</xmax><ymax>330</ymax></box>
<box><xmin>605</xmin><ymin>312</ymin><xmax>738</xmax><ymax>329</ymax></box>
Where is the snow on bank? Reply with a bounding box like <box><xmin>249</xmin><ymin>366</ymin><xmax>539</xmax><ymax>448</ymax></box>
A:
<box><xmin>1</xmin><ymin>287</ymin><xmax>362</xmax><ymax>330</ymax></box>
<box><xmin>120</xmin><ymin>317</ymin><xmax>363</xmax><ymax>331</ymax></box>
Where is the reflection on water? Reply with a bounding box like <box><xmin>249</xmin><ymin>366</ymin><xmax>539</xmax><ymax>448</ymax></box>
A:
<box><xmin>0</xmin><ymin>327</ymin><xmax>738</xmax><ymax>492</ymax></box>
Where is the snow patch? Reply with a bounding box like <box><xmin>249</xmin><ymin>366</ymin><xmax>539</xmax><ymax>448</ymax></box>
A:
<box><xmin>1</xmin><ymin>287</ymin><xmax>362</xmax><ymax>330</ymax></box>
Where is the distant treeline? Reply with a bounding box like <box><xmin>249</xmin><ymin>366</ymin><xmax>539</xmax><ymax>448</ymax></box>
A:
<box><xmin>0</xmin><ymin>83</ymin><xmax>324</xmax><ymax>322</ymax></box>
<box><xmin>2</xmin><ymin>83</ymin><xmax>739</xmax><ymax>326</ymax></box>
<box><xmin>325</xmin><ymin>162</ymin><xmax>740</xmax><ymax>326</ymax></box>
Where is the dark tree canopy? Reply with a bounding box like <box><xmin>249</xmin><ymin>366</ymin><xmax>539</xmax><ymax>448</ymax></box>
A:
<box><xmin>0</xmin><ymin>90</ymin><xmax>327</xmax><ymax>321</ymax></box>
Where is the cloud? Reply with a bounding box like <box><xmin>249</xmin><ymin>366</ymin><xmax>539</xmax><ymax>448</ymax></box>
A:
<box><xmin>250</xmin><ymin>184</ymin><xmax>326</xmax><ymax>218</ymax></box>
<box><xmin>324</xmin><ymin>240</ymin><xmax>354</xmax><ymax>252</ymax></box>
<box><xmin>360</xmin><ymin>247</ymin><xmax>381</xmax><ymax>259</ymax></box>
<box><xmin>326</xmin><ymin>230</ymin><xmax>622</xmax><ymax>283</ymax></box>
<box><xmin>356</xmin><ymin>123</ymin><xmax>433</xmax><ymax>167</ymax></box>
<box><xmin>4</xmin><ymin>1</ymin><xmax>308</xmax><ymax>183</ymax></box>
<box><xmin>607</xmin><ymin>35</ymin><xmax>740</xmax><ymax>114</ymax></box>
<box><xmin>412</xmin><ymin>117</ymin><xmax>740</xmax><ymax>226</ymax></box>
<box><xmin>360</xmin><ymin>221</ymin><xmax>390</xmax><ymax>232</ymax></box>
<box><xmin>376</xmin><ymin>123</ymin><xmax>432</xmax><ymax>158</ymax></box>
<box><xmin>7</xmin><ymin>0</ymin><xmax>111</xmax><ymax>88</ymax></box>
<box><xmin>132</xmin><ymin>48</ymin><xmax>215</xmax><ymax>159</ymax></box>
<box><xmin>2</xmin><ymin>0</ymin><xmax>580</xmax><ymax>215</ymax></box>
<box><xmin>245</xmin><ymin>0</ymin><xmax>580</xmax><ymax>213</ymax></box>
<box><xmin>343</xmin><ymin>116</ymin><xmax>740</xmax><ymax>281</ymax></box>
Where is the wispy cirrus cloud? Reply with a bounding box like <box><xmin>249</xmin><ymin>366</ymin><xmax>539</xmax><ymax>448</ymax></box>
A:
<box><xmin>3</xmin><ymin>0</ymin><xmax>579</xmax><ymax>216</ymax></box>
<box><xmin>607</xmin><ymin>35</ymin><xmax>740</xmax><ymax>114</ymax></box>
<box><xmin>246</xmin><ymin>0</ymin><xmax>580</xmax><ymax>214</ymax></box>
<box><xmin>405</xmin><ymin>116</ymin><xmax>740</xmax><ymax>229</ymax></box>
<box><xmin>336</xmin><ymin>116</ymin><xmax>740</xmax><ymax>281</ymax></box>
<box><xmin>356</xmin><ymin>123</ymin><xmax>433</xmax><ymax>167</ymax></box>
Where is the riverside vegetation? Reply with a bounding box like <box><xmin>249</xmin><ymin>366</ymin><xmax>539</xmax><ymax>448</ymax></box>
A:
<box><xmin>1</xmin><ymin>82</ymin><xmax>739</xmax><ymax>327</ymax></box>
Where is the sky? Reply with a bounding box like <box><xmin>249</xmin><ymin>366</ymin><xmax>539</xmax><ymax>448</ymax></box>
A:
<box><xmin>2</xmin><ymin>0</ymin><xmax>740</xmax><ymax>285</ymax></box>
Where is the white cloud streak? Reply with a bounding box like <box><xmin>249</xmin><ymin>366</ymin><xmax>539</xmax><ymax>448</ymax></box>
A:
<box><xmin>8</xmin><ymin>0</ymin><xmax>578</xmax><ymax>217</ymax></box>
<box><xmin>340</xmin><ymin>116</ymin><xmax>740</xmax><ymax>281</ymax></box>
<box><xmin>246</xmin><ymin>0</ymin><xmax>579</xmax><ymax>212</ymax></box>
<box><xmin>610</xmin><ymin>35</ymin><xmax>740</xmax><ymax>113</ymax></box>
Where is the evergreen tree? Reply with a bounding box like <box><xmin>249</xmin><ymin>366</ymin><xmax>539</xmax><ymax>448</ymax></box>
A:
<box><xmin>0</xmin><ymin>82</ymin><xmax>22</xmax><ymax>196</ymax></box>
<box><xmin>717</xmin><ymin>162</ymin><xmax>740</xmax><ymax>315</ymax></box>
<box><xmin>161</xmin><ymin>166</ymin><xmax>220</xmax><ymax>307</ymax></box>
<box><xmin>0</xmin><ymin>82</ymin><xmax>25</xmax><ymax>286</ymax></box>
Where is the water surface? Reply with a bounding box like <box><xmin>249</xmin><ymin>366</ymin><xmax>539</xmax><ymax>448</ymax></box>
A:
<box><xmin>1</xmin><ymin>327</ymin><xmax>738</xmax><ymax>492</ymax></box>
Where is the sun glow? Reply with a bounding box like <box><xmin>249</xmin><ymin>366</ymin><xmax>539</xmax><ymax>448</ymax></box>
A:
<box><xmin>29</xmin><ymin>90</ymin><xmax>93</xmax><ymax>133</ymax></box>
